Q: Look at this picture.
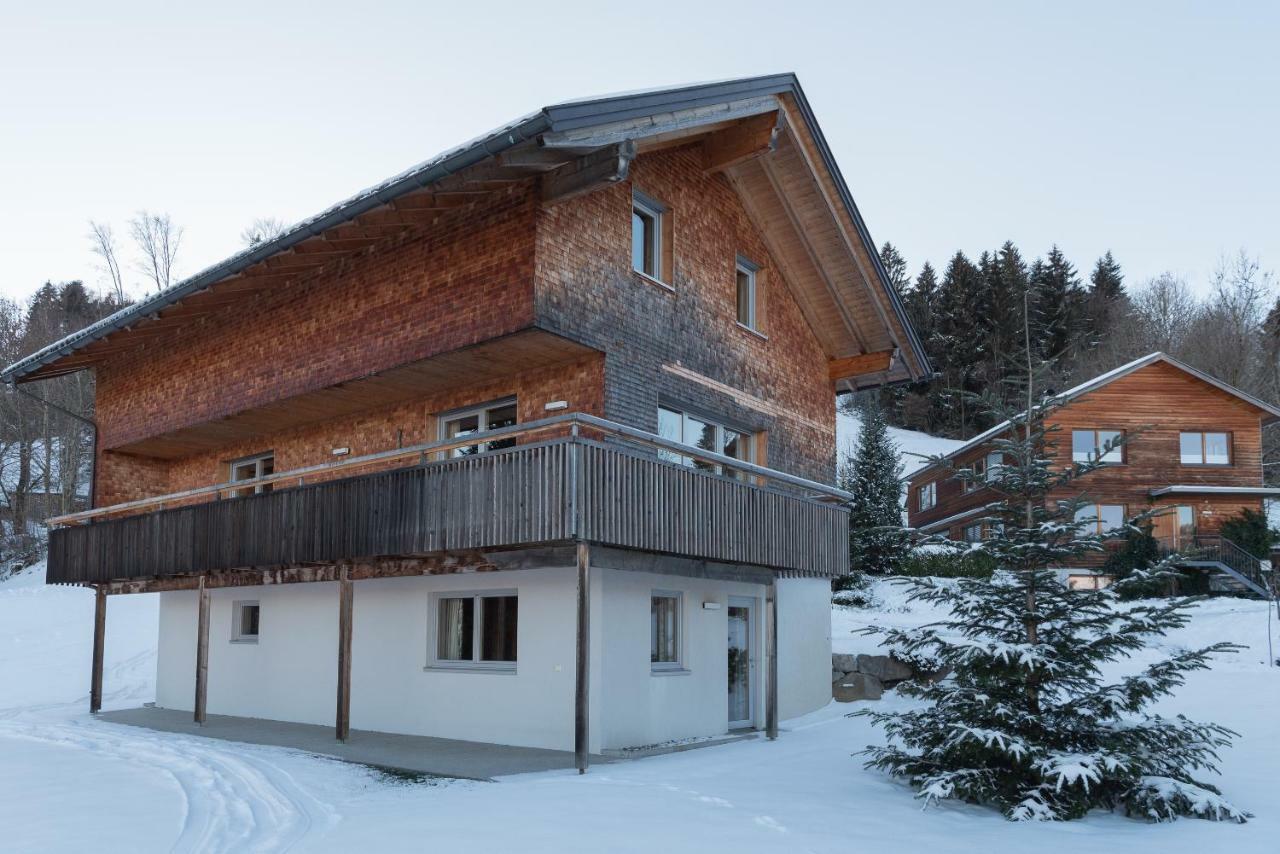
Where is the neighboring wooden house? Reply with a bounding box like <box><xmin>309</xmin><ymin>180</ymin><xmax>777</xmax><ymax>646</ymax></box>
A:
<box><xmin>3</xmin><ymin>75</ymin><xmax>930</xmax><ymax>768</ymax></box>
<box><xmin>906</xmin><ymin>353</ymin><xmax>1280</xmax><ymax>593</ymax></box>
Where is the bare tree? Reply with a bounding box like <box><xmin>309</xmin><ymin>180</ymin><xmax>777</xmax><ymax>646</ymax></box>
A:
<box><xmin>240</xmin><ymin>216</ymin><xmax>289</xmax><ymax>248</ymax></box>
<box><xmin>88</xmin><ymin>220</ymin><xmax>126</xmax><ymax>302</ymax></box>
<box><xmin>129</xmin><ymin>210</ymin><xmax>183</xmax><ymax>293</ymax></box>
<box><xmin>1130</xmin><ymin>272</ymin><xmax>1197</xmax><ymax>354</ymax></box>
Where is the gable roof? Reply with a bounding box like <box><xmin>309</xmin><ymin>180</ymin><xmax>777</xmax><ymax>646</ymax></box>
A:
<box><xmin>2</xmin><ymin>74</ymin><xmax>931</xmax><ymax>389</ymax></box>
<box><xmin>908</xmin><ymin>351</ymin><xmax>1280</xmax><ymax>482</ymax></box>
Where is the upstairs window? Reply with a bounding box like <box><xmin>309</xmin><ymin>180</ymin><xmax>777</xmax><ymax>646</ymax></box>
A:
<box><xmin>229</xmin><ymin>452</ymin><xmax>274</xmax><ymax>498</ymax></box>
<box><xmin>1075</xmin><ymin>503</ymin><xmax>1126</xmax><ymax>535</ymax></box>
<box><xmin>1072</xmin><ymin>429</ymin><xmax>1123</xmax><ymax>464</ymax></box>
<box><xmin>918</xmin><ymin>481</ymin><xmax>936</xmax><ymax>511</ymax></box>
<box><xmin>735</xmin><ymin>257</ymin><xmax>758</xmax><ymax>330</ymax></box>
<box><xmin>964</xmin><ymin>454</ymin><xmax>1001</xmax><ymax>492</ymax></box>
<box><xmin>1180</xmin><ymin>431</ymin><xmax>1230</xmax><ymax>465</ymax></box>
<box><xmin>984</xmin><ymin>452</ymin><xmax>1004</xmax><ymax>482</ymax></box>
<box><xmin>440</xmin><ymin>398</ymin><xmax>518</xmax><ymax>457</ymax></box>
<box><xmin>657</xmin><ymin>405</ymin><xmax>753</xmax><ymax>476</ymax></box>
<box><xmin>632</xmin><ymin>191</ymin><xmax>668</xmax><ymax>282</ymax></box>
<box><xmin>434</xmin><ymin>591</ymin><xmax>518</xmax><ymax>669</ymax></box>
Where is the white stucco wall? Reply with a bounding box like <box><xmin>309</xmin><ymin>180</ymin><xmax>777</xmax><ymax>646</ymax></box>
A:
<box><xmin>775</xmin><ymin>576</ymin><xmax>833</xmax><ymax>721</ymax></box>
<box><xmin>153</xmin><ymin>564</ymin><xmax>832</xmax><ymax>752</ymax></box>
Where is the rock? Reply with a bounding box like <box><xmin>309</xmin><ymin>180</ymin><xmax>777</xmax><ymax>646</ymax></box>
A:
<box><xmin>831</xmin><ymin>653</ymin><xmax>859</xmax><ymax>674</ymax></box>
<box><xmin>832</xmin><ymin>669</ymin><xmax>845</xmax><ymax>683</ymax></box>
<box><xmin>918</xmin><ymin>665</ymin><xmax>953</xmax><ymax>684</ymax></box>
<box><xmin>855</xmin><ymin>654</ymin><xmax>913</xmax><ymax>683</ymax></box>
<box><xmin>832</xmin><ymin>672</ymin><xmax>883</xmax><ymax>702</ymax></box>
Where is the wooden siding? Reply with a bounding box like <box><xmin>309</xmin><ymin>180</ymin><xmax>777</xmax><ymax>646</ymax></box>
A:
<box><xmin>907</xmin><ymin>361</ymin><xmax>1270</xmax><ymax>561</ymax></box>
<box><xmin>49</xmin><ymin>437</ymin><xmax>847</xmax><ymax>584</ymax></box>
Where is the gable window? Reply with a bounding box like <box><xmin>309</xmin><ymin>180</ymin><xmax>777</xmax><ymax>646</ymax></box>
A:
<box><xmin>229</xmin><ymin>452</ymin><xmax>274</xmax><ymax>498</ymax></box>
<box><xmin>918</xmin><ymin>481</ymin><xmax>936</xmax><ymax>511</ymax></box>
<box><xmin>1072</xmin><ymin>429</ymin><xmax>1123</xmax><ymax>464</ymax></box>
<box><xmin>440</xmin><ymin>398</ymin><xmax>518</xmax><ymax>457</ymax></box>
<box><xmin>232</xmin><ymin>601</ymin><xmax>260</xmax><ymax>643</ymax></box>
<box><xmin>632</xmin><ymin>191</ymin><xmax>668</xmax><ymax>282</ymax></box>
<box><xmin>657</xmin><ymin>405</ymin><xmax>753</xmax><ymax>476</ymax></box>
<box><xmin>650</xmin><ymin>591</ymin><xmax>683</xmax><ymax>671</ymax></box>
<box><xmin>735</xmin><ymin>257</ymin><xmax>758</xmax><ymax>330</ymax></box>
<box><xmin>1075</xmin><ymin>503</ymin><xmax>1125</xmax><ymax>535</ymax></box>
<box><xmin>1180</xmin><ymin>431</ymin><xmax>1230</xmax><ymax>466</ymax></box>
<box><xmin>433</xmin><ymin>591</ymin><xmax>518</xmax><ymax>669</ymax></box>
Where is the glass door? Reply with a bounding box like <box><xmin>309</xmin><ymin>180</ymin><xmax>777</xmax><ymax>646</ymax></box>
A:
<box><xmin>727</xmin><ymin>597</ymin><xmax>754</xmax><ymax>729</ymax></box>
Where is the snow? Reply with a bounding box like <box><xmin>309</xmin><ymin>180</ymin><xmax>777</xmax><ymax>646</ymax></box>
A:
<box><xmin>836</xmin><ymin>407</ymin><xmax>965</xmax><ymax>478</ymax></box>
<box><xmin>2</xmin><ymin>564</ymin><xmax>1279</xmax><ymax>852</ymax></box>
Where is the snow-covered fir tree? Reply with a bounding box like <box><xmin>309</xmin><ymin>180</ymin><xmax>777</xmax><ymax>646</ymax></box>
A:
<box><xmin>840</xmin><ymin>399</ymin><xmax>908</xmax><ymax>575</ymax></box>
<box><xmin>858</xmin><ymin>360</ymin><xmax>1248</xmax><ymax>823</ymax></box>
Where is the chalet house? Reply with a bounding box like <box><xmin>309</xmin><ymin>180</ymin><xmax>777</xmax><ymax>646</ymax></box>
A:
<box><xmin>905</xmin><ymin>352</ymin><xmax>1280</xmax><ymax>593</ymax></box>
<box><xmin>4</xmin><ymin>75</ymin><xmax>930</xmax><ymax>770</ymax></box>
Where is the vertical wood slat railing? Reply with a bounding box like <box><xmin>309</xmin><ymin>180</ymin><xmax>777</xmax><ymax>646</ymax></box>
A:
<box><xmin>47</xmin><ymin>415</ymin><xmax>850</xmax><ymax>584</ymax></box>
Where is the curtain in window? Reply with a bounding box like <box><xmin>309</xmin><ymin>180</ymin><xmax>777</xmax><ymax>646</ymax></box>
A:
<box><xmin>651</xmin><ymin>596</ymin><xmax>678</xmax><ymax>663</ymax></box>
<box><xmin>480</xmin><ymin>595</ymin><xmax>518</xmax><ymax>662</ymax></box>
<box><xmin>438</xmin><ymin>598</ymin><xmax>474</xmax><ymax>661</ymax></box>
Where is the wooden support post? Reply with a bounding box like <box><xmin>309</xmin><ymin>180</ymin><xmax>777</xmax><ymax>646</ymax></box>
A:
<box><xmin>336</xmin><ymin>565</ymin><xmax>353</xmax><ymax>743</ymax></box>
<box><xmin>765</xmin><ymin>583</ymin><xmax>778</xmax><ymax>740</ymax></box>
<box><xmin>574</xmin><ymin>542</ymin><xmax>591</xmax><ymax>774</ymax></box>
<box><xmin>194</xmin><ymin>575</ymin><xmax>210</xmax><ymax>726</ymax></box>
<box><xmin>90</xmin><ymin>585</ymin><xmax>106</xmax><ymax>714</ymax></box>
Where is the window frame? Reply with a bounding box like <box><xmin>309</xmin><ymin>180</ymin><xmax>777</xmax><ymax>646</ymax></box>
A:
<box><xmin>228</xmin><ymin>451</ymin><xmax>275</xmax><ymax>497</ymax></box>
<box><xmin>231</xmin><ymin>600</ymin><xmax>260</xmax><ymax>644</ymax></box>
<box><xmin>1074</xmin><ymin>503</ymin><xmax>1127</xmax><ymax>535</ymax></box>
<box><xmin>1071</xmin><ymin>429</ymin><xmax>1125</xmax><ymax>465</ymax></box>
<box><xmin>918</xmin><ymin>481</ymin><xmax>937</xmax><ymax>511</ymax></box>
<box><xmin>735</xmin><ymin>256</ymin><xmax>759</xmax><ymax>332</ymax></box>
<box><xmin>1179</xmin><ymin>431</ymin><xmax>1232</xmax><ymax>466</ymax></box>
<box><xmin>427</xmin><ymin>589</ymin><xmax>519</xmax><ymax>672</ymax></box>
<box><xmin>656</xmin><ymin>404</ymin><xmax>755</xmax><ymax>477</ymax></box>
<box><xmin>437</xmin><ymin>397</ymin><xmax>518</xmax><ymax>457</ymax></box>
<box><xmin>650</xmin><ymin>590</ymin><xmax>685</xmax><ymax>673</ymax></box>
<box><xmin>631</xmin><ymin>190</ymin><xmax>669</xmax><ymax>285</ymax></box>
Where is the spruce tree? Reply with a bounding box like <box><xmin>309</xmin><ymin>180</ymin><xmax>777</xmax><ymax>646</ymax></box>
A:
<box><xmin>841</xmin><ymin>398</ymin><xmax>908</xmax><ymax>575</ymax></box>
<box><xmin>1087</xmin><ymin>251</ymin><xmax>1126</xmax><ymax>342</ymax></box>
<box><xmin>935</xmin><ymin>252</ymin><xmax>989</xmax><ymax>435</ymax></box>
<box><xmin>1030</xmin><ymin>246</ymin><xmax>1086</xmax><ymax>364</ymax></box>
<box><xmin>879</xmin><ymin>242</ymin><xmax>911</xmax><ymax>296</ymax></box>
<box><xmin>857</xmin><ymin>355</ymin><xmax>1248</xmax><ymax>822</ymax></box>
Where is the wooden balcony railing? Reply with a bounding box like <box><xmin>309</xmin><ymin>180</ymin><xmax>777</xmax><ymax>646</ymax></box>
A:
<box><xmin>47</xmin><ymin>414</ymin><xmax>850</xmax><ymax>584</ymax></box>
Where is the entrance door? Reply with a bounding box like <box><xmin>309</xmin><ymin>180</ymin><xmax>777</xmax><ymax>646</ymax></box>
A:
<box><xmin>727</xmin><ymin>597</ymin><xmax>754</xmax><ymax>729</ymax></box>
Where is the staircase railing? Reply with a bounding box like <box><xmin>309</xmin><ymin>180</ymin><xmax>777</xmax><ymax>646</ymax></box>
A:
<box><xmin>1190</xmin><ymin>535</ymin><xmax>1272</xmax><ymax>597</ymax></box>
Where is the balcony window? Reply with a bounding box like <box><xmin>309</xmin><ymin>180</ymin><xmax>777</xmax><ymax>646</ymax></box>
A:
<box><xmin>1072</xmin><ymin>429</ymin><xmax>1123</xmax><ymax>464</ymax></box>
<box><xmin>232</xmin><ymin>601</ymin><xmax>260</xmax><ymax>643</ymax></box>
<box><xmin>229</xmin><ymin>452</ymin><xmax>274</xmax><ymax>497</ymax></box>
<box><xmin>1180</xmin><ymin>431</ymin><xmax>1230</xmax><ymax>465</ymax></box>
<box><xmin>433</xmin><ymin>591</ymin><xmax>518</xmax><ymax>669</ymax></box>
<box><xmin>650</xmin><ymin>591</ymin><xmax>682</xmax><ymax>672</ymax></box>
<box><xmin>440</xmin><ymin>398</ymin><xmax>518</xmax><ymax>457</ymax></box>
<box><xmin>657</xmin><ymin>405</ymin><xmax>754</xmax><ymax>476</ymax></box>
<box><xmin>632</xmin><ymin>191</ymin><xmax>668</xmax><ymax>283</ymax></box>
<box><xmin>736</xmin><ymin>257</ymin><xmax>758</xmax><ymax>330</ymax></box>
<box><xmin>1075</xmin><ymin>503</ymin><xmax>1126</xmax><ymax>535</ymax></box>
<box><xmin>918</xmin><ymin>481</ymin><xmax>936</xmax><ymax>511</ymax></box>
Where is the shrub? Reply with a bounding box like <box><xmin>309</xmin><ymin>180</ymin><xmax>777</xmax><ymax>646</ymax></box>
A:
<box><xmin>896</xmin><ymin>548</ymin><xmax>995</xmax><ymax>579</ymax></box>
<box><xmin>1219</xmin><ymin>508</ymin><xmax>1276</xmax><ymax>560</ymax></box>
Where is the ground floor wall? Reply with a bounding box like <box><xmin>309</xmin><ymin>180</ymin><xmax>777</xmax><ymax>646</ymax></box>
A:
<box><xmin>153</xmin><ymin>561</ymin><xmax>833</xmax><ymax>753</ymax></box>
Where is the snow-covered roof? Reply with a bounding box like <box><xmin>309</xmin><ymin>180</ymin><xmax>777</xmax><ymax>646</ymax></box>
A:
<box><xmin>909</xmin><ymin>352</ymin><xmax>1280</xmax><ymax>482</ymax></box>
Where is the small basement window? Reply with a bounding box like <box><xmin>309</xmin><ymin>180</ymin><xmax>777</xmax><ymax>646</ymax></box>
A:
<box><xmin>735</xmin><ymin>257</ymin><xmax>759</xmax><ymax>330</ymax></box>
<box><xmin>229</xmin><ymin>452</ymin><xmax>274</xmax><ymax>498</ymax></box>
<box><xmin>632</xmin><ymin>191</ymin><xmax>669</xmax><ymax>283</ymax></box>
<box><xmin>232</xmin><ymin>601</ymin><xmax>260</xmax><ymax>643</ymax></box>
<box><xmin>433</xmin><ymin>591</ymin><xmax>518</xmax><ymax>669</ymax></box>
<box><xmin>651</xmin><ymin>591</ymin><xmax>682</xmax><ymax>671</ymax></box>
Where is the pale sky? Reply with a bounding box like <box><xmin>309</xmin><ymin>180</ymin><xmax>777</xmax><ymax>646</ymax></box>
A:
<box><xmin>2</xmin><ymin>1</ymin><xmax>1276</xmax><ymax>305</ymax></box>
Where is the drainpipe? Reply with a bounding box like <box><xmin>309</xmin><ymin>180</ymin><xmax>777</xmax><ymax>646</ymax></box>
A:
<box><xmin>9</xmin><ymin>381</ymin><xmax>99</xmax><ymax>511</ymax></box>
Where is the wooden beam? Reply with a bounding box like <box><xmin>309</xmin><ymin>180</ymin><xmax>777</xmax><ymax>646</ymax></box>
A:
<box><xmin>574</xmin><ymin>541</ymin><xmax>591</xmax><ymax>774</ymax></box>
<box><xmin>828</xmin><ymin>349</ymin><xmax>895</xmax><ymax>382</ymax></box>
<box><xmin>541</xmin><ymin>140</ymin><xmax>636</xmax><ymax>206</ymax></box>
<box><xmin>497</xmin><ymin>146</ymin><xmax>574</xmax><ymax>172</ymax></box>
<box><xmin>90</xmin><ymin>585</ymin><xmax>106</xmax><ymax>714</ymax></box>
<box><xmin>702</xmin><ymin>110</ymin><xmax>781</xmax><ymax>174</ymax></box>
<box><xmin>336</xmin><ymin>565</ymin><xmax>353</xmax><ymax>743</ymax></box>
<box><xmin>194</xmin><ymin>575</ymin><xmax>210</xmax><ymax>726</ymax></box>
<box><xmin>765</xmin><ymin>583</ymin><xmax>778</xmax><ymax>740</ymax></box>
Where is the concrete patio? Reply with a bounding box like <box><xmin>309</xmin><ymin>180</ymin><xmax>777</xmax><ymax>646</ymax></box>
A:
<box><xmin>98</xmin><ymin>706</ymin><xmax>614</xmax><ymax>780</ymax></box>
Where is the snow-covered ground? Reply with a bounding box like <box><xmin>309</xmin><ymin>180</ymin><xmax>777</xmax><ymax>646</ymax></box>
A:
<box><xmin>2</xmin><ymin>565</ymin><xmax>1277</xmax><ymax>853</ymax></box>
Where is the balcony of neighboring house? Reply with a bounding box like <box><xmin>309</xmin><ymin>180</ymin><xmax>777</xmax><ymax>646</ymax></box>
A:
<box><xmin>47</xmin><ymin>412</ymin><xmax>850</xmax><ymax>588</ymax></box>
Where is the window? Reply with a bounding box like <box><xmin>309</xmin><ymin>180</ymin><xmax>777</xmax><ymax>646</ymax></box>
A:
<box><xmin>962</xmin><ymin>523</ymin><xmax>984</xmax><ymax>543</ymax></box>
<box><xmin>632</xmin><ymin>191</ymin><xmax>667</xmax><ymax>281</ymax></box>
<box><xmin>984</xmin><ymin>452</ymin><xmax>1003</xmax><ymax>482</ymax></box>
<box><xmin>657</xmin><ymin>405</ymin><xmax>754</xmax><ymax>476</ymax></box>
<box><xmin>439</xmin><ymin>398</ymin><xmax>518</xmax><ymax>457</ymax></box>
<box><xmin>965</xmin><ymin>453</ymin><xmax>1002</xmax><ymax>492</ymax></box>
<box><xmin>735</xmin><ymin>257</ymin><xmax>758</xmax><ymax>330</ymax></box>
<box><xmin>918</xmin><ymin>481</ymin><xmax>936</xmax><ymax>511</ymax></box>
<box><xmin>1180</xmin><ymin>431</ymin><xmax>1230</xmax><ymax>465</ymax></box>
<box><xmin>232</xmin><ymin>601</ymin><xmax>260</xmax><ymax>643</ymax></box>
<box><xmin>650</xmin><ymin>592</ymin><xmax>682</xmax><ymax>671</ymax></box>
<box><xmin>1075</xmin><ymin>503</ymin><xmax>1126</xmax><ymax>535</ymax></box>
<box><xmin>1072</xmin><ymin>429</ymin><xmax>1123</xmax><ymax>464</ymax></box>
<box><xmin>433</xmin><ymin>591</ymin><xmax>518</xmax><ymax>669</ymax></box>
<box><xmin>229</xmin><ymin>452</ymin><xmax>274</xmax><ymax>498</ymax></box>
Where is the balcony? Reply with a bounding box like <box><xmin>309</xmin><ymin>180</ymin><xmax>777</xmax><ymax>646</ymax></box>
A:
<box><xmin>47</xmin><ymin>414</ymin><xmax>850</xmax><ymax>586</ymax></box>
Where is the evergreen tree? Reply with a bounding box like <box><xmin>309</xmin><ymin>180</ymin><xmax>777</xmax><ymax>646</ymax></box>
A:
<box><xmin>879</xmin><ymin>242</ymin><xmax>911</xmax><ymax>296</ymax></box>
<box><xmin>857</xmin><ymin>365</ymin><xmax>1247</xmax><ymax>822</ymax></box>
<box><xmin>1030</xmin><ymin>246</ymin><xmax>1086</xmax><ymax>364</ymax></box>
<box><xmin>904</xmin><ymin>261</ymin><xmax>939</xmax><ymax>344</ymax></box>
<box><xmin>1086</xmin><ymin>251</ymin><xmax>1127</xmax><ymax>344</ymax></box>
<box><xmin>841</xmin><ymin>398</ymin><xmax>909</xmax><ymax>575</ymax></box>
<box><xmin>935</xmin><ymin>252</ymin><xmax>989</xmax><ymax>434</ymax></box>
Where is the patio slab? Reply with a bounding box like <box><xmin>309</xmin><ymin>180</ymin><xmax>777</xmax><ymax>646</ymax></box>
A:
<box><xmin>98</xmin><ymin>706</ymin><xmax>613</xmax><ymax>781</ymax></box>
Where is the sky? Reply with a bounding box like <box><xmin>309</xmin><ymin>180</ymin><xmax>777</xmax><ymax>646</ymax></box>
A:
<box><xmin>1</xmin><ymin>1</ymin><xmax>1277</xmax><ymax>305</ymax></box>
